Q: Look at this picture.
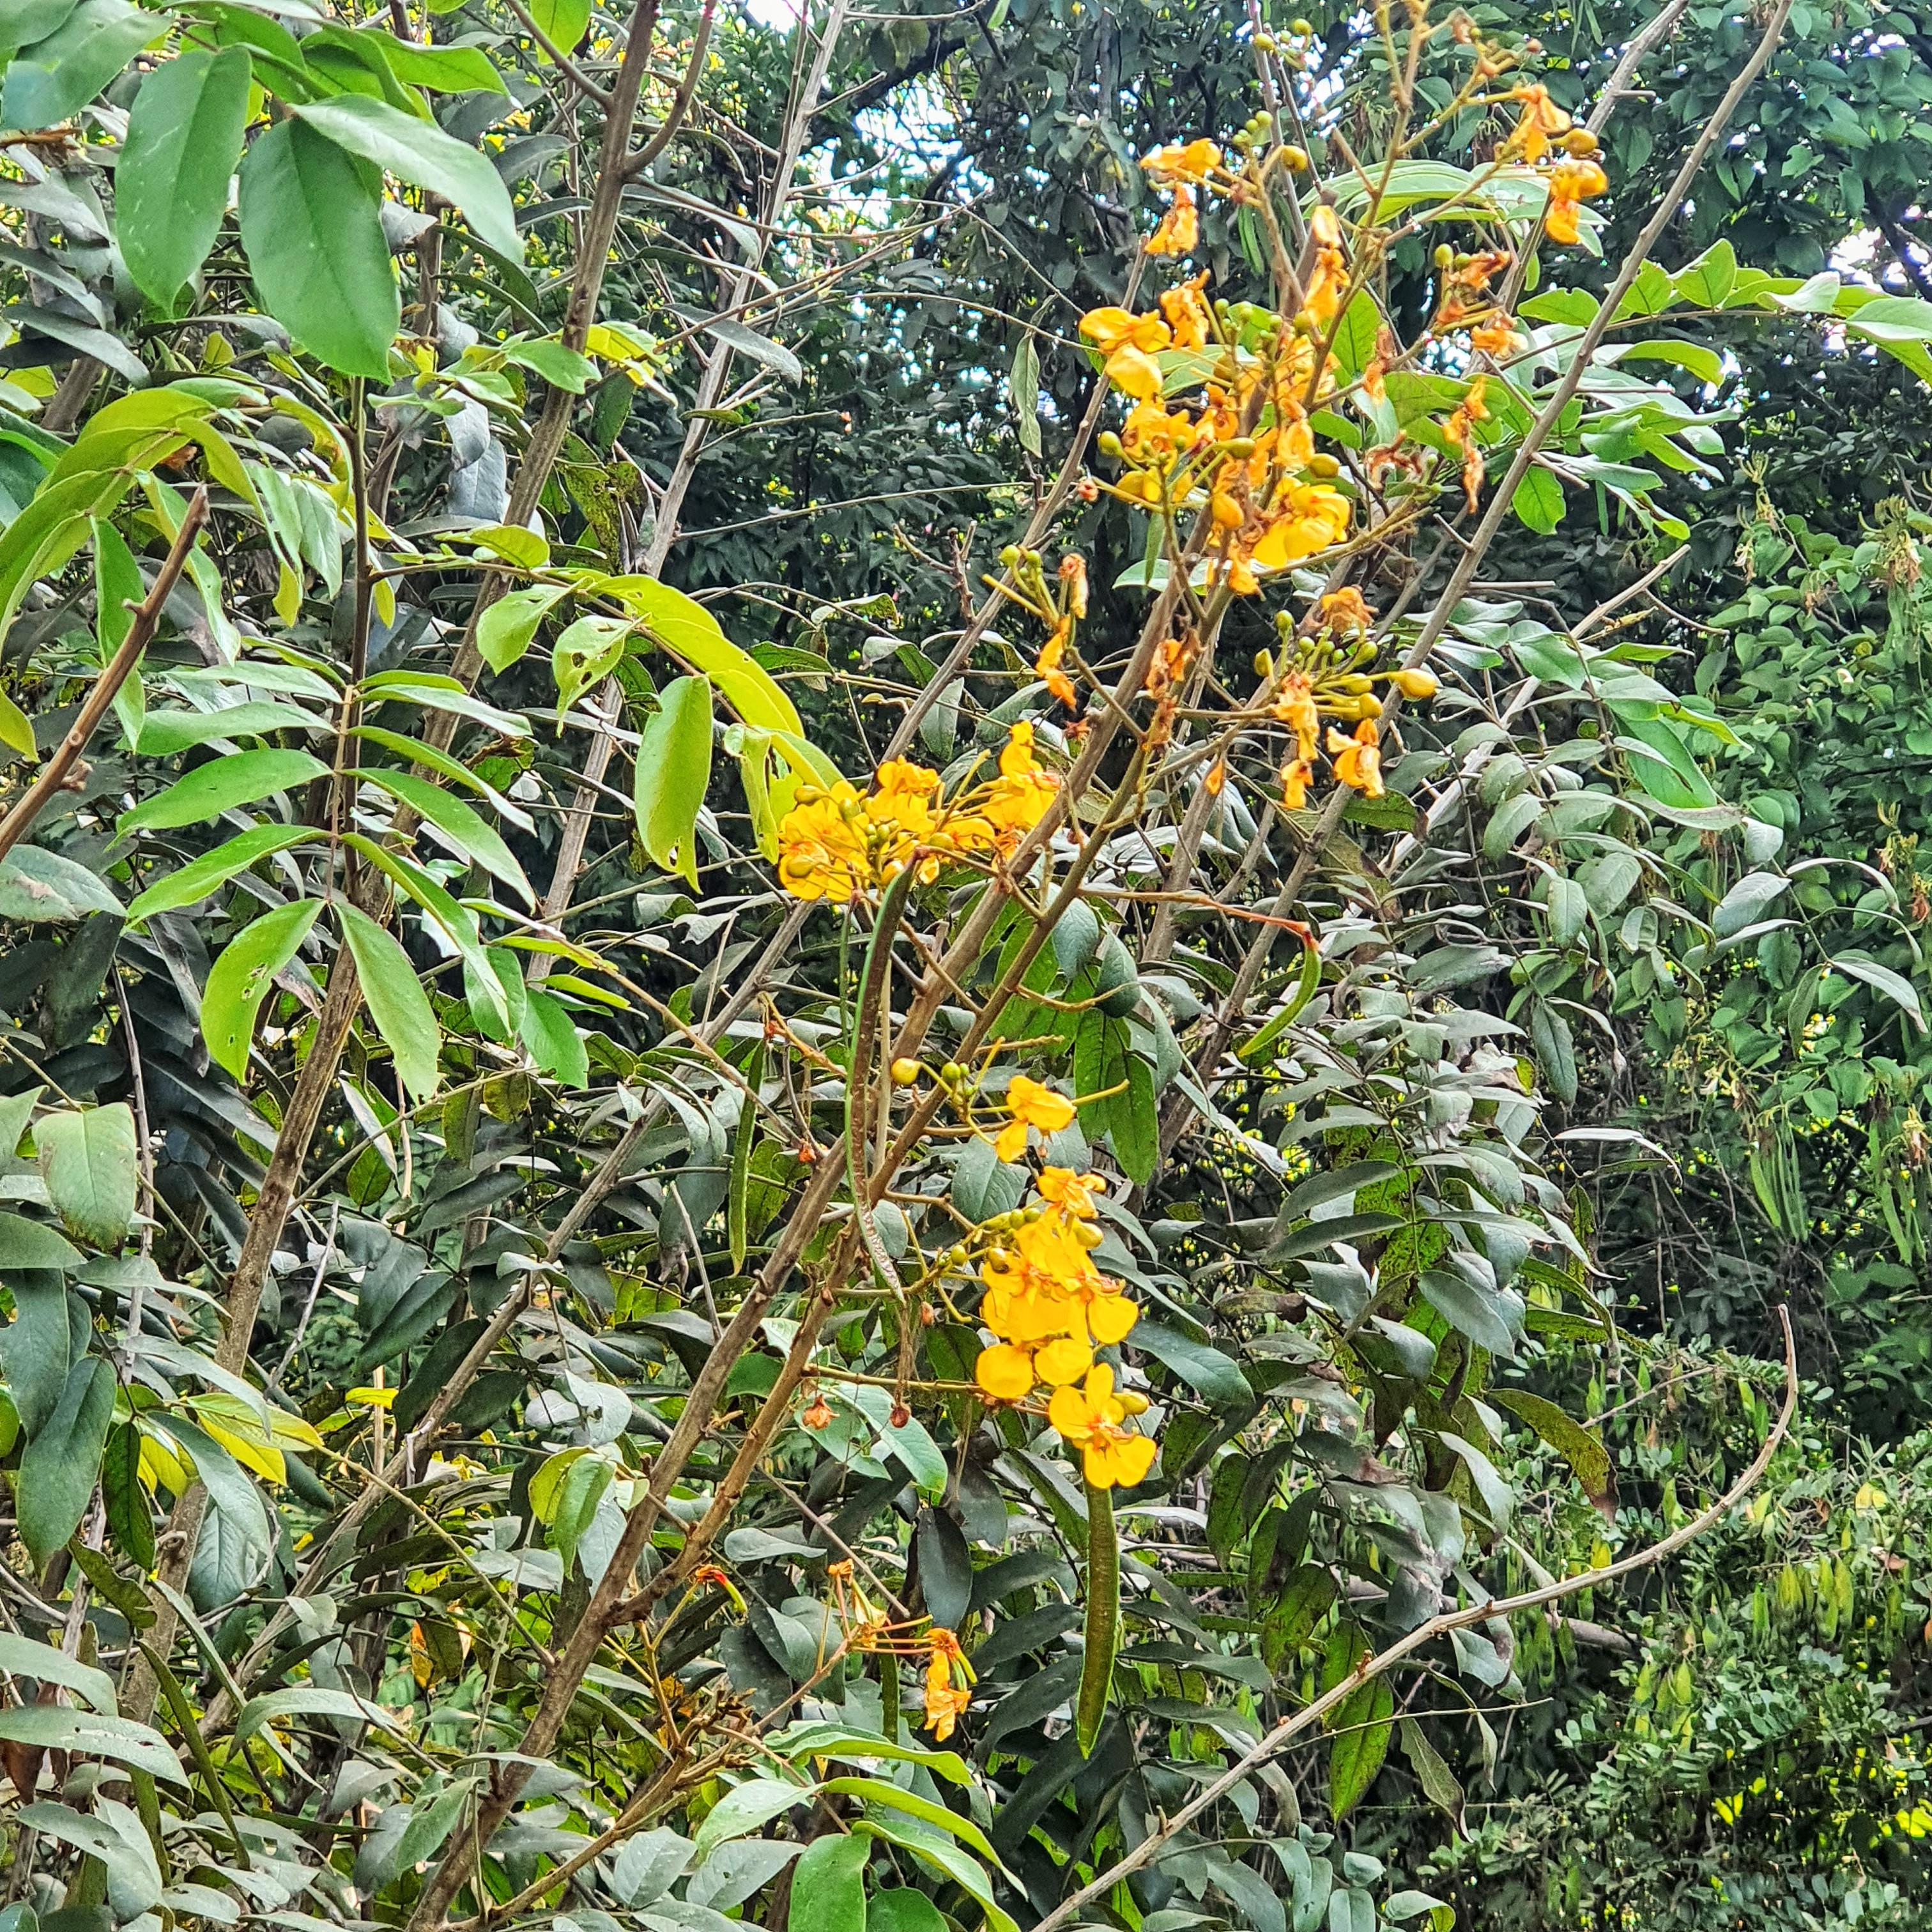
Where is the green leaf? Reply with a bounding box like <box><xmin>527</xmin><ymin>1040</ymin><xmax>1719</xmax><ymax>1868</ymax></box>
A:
<box><xmin>1491</xmin><ymin>1386</ymin><xmax>1613</xmax><ymax>1512</ymax></box>
<box><xmin>1</xmin><ymin>1273</ymin><xmax>73</xmax><ymax>1436</ymax></box>
<box><xmin>0</xmin><ymin>1214</ymin><xmax>82</xmax><ymax>1273</ymax></box>
<box><xmin>1328</xmin><ymin>1669</ymin><xmax>1395</xmax><ymax>1822</ymax></box>
<box><xmin>691</xmin><ymin>1777</ymin><xmax>815</xmax><ymax>1864</ymax></box>
<box><xmin>868</xmin><ymin>1894</ymin><xmax>947</xmax><ymax>1932</ymax></box>
<box><xmin>231</xmin><ymin>1685</ymin><xmax>408</xmax><ymax>1747</ymax></box>
<box><xmin>0</xmin><ymin>847</ymin><xmax>122</xmax><ymax>921</ymax></box>
<box><xmin>1713</xmin><ymin>869</ymin><xmax>1790</xmax><ymax>938</ymax></box>
<box><xmin>36</xmin><ymin>1105</ymin><xmax>135</xmax><ymax>1248</ymax></box>
<box><xmin>1011</xmin><ymin>332</ymin><xmax>1041</xmax><ymax>457</ymax></box>
<box><xmin>595</xmin><ymin>575</ymin><xmax>804</xmax><ymax>737</ymax></box>
<box><xmin>19</xmin><ymin>1356</ymin><xmax>116</xmax><ymax>1568</ymax></box>
<box><xmin>354</xmin><ymin>765</ymin><xmax>532</xmax><ymax>904</ymax></box>
<box><xmin>1512</xmin><ymin>464</ymin><xmax>1565</xmax><ymax>534</ymax></box>
<box><xmin>552</xmin><ymin>613</ymin><xmax>634</xmax><ymax>720</ymax></box>
<box><xmin>0</xmin><ymin>1634</ymin><xmax>116</xmax><ymax>1713</ymax></box>
<box><xmin>2</xmin><ymin>0</ymin><xmax>160</xmax><ymax>132</ymax></box>
<box><xmin>288</xmin><ymin>95</ymin><xmax>522</xmax><ymax>263</ymax></box>
<box><xmin>0</xmin><ymin>1708</ymin><xmax>183</xmax><ymax>1788</ymax></box>
<box><xmin>634</xmin><ymin>675</ymin><xmax>712</xmax><ymax>888</ymax></box>
<box><xmin>519</xmin><ymin>985</ymin><xmax>588</xmax><ymax>1089</ymax></box>
<box><xmin>338</xmin><ymin>903</ymin><xmax>441</xmax><ymax>1101</ymax></box>
<box><xmin>125</xmin><ymin>825</ymin><xmax>316</xmax><ymax>921</ymax></box>
<box><xmin>769</xmin><ymin>1723</ymin><xmax>970</xmax><ymax>1786</ymax></box>
<box><xmin>119</xmin><ymin>47</ymin><xmax>253</xmax><ymax>305</ymax></box>
<box><xmin>477</xmin><ymin>583</ymin><xmax>567</xmax><ymax>673</ymax></box>
<box><xmin>1077</xmin><ymin>1480</ymin><xmax>1119</xmax><ymax>1756</ymax></box>
<box><xmin>102</xmin><ymin>1419</ymin><xmax>155</xmax><ymax>1570</ymax></box>
<box><xmin>202</xmin><ymin>898</ymin><xmax>322</xmax><ymax>1082</ymax></box>
<box><xmin>1107</xmin><ymin>1048</ymin><xmax>1157</xmax><ymax>1184</ymax></box>
<box><xmin>1399</xmin><ymin>1718</ymin><xmax>1466</xmax><ymax>1836</ymax></box>
<box><xmin>1133</xmin><ymin>1321</ymin><xmax>1247</xmax><ymax>1406</ymax></box>
<box><xmin>1829</xmin><ymin>951</ymin><xmax>1926</xmax><ymax>1032</ymax></box>
<box><xmin>523</xmin><ymin>0</ymin><xmax>591</xmax><ymax>59</ymax></box>
<box><xmin>118</xmin><ymin>749</ymin><xmax>330</xmax><ymax>834</ymax></box>
<box><xmin>238</xmin><ymin>118</ymin><xmax>401</xmax><ymax>381</ymax></box>
<box><xmin>373</xmin><ymin>36</ymin><xmax>507</xmax><ymax>95</ymax></box>
<box><xmin>504</xmin><ymin>338</ymin><xmax>598</xmax><ymax>392</ymax></box>
<box><xmin>787</xmin><ymin>1829</ymin><xmax>868</xmax><ymax>1932</ymax></box>
<box><xmin>137</xmin><ymin>702</ymin><xmax>328</xmax><ymax>754</ymax></box>
<box><xmin>1420</xmin><ymin>1268</ymin><xmax>1517</xmax><ymax>1358</ymax></box>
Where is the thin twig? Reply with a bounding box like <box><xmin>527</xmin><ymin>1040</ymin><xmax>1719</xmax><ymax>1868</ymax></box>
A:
<box><xmin>0</xmin><ymin>489</ymin><xmax>208</xmax><ymax>866</ymax></box>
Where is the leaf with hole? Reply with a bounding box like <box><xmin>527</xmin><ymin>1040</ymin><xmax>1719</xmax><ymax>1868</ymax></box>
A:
<box><xmin>202</xmin><ymin>898</ymin><xmax>323</xmax><ymax>1082</ymax></box>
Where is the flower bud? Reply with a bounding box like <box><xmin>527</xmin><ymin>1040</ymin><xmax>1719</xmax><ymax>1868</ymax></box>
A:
<box><xmin>1098</xmin><ymin>430</ymin><xmax>1124</xmax><ymax>459</ymax></box>
<box><xmin>1075</xmin><ymin>1220</ymin><xmax>1106</xmax><ymax>1249</ymax></box>
<box><xmin>1308</xmin><ymin>452</ymin><xmax>1341</xmax><ymax>477</ymax></box>
<box><xmin>941</xmin><ymin>1061</ymin><xmax>967</xmax><ymax>1084</ymax></box>
<box><xmin>891</xmin><ymin>1057</ymin><xmax>921</xmax><ymax>1086</ymax></box>
<box><xmin>1222</xmin><ymin>436</ymin><xmax>1257</xmax><ymax>458</ymax></box>
<box><xmin>1117</xmin><ymin>1388</ymin><xmax>1151</xmax><ymax>1414</ymax></box>
<box><xmin>1291</xmin><ymin>17</ymin><xmax>1313</xmax><ymax>33</ymax></box>
<box><xmin>1000</xmin><ymin>544</ymin><xmax>1020</xmax><ymax>567</ymax></box>
<box><xmin>1254</xmin><ymin>30</ymin><xmax>1278</xmax><ymax>49</ymax></box>
<box><xmin>1392</xmin><ymin>666</ymin><xmax>1439</xmax><ymax>699</ymax></box>
<box><xmin>1253</xmin><ymin>648</ymin><xmax>1275</xmax><ymax>678</ymax></box>
<box><xmin>1281</xmin><ymin>144</ymin><xmax>1309</xmax><ymax>171</ymax></box>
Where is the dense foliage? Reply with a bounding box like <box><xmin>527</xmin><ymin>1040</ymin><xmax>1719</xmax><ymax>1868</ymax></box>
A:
<box><xmin>1</xmin><ymin>2</ymin><xmax>1931</xmax><ymax>1931</ymax></box>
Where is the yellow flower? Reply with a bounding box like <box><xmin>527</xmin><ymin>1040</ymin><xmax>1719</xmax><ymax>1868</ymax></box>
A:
<box><xmin>974</xmin><ymin>1342</ymin><xmax>1036</xmax><ymax>1402</ymax></box>
<box><xmin>1141</xmin><ymin>138</ymin><xmax>1222</xmax><ymax>185</ymax></box>
<box><xmin>1048</xmin><ymin>1365</ymin><xmax>1157</xmax><ymax>1489</ymax></box>
<box><xmin>1281</xmin><ymin>757</ymin><xmax>1314</xmax><ymax>811</ymax></box>
<box><xmin>1329</xmin><ymin>720</ymin><xmax>1384</xmax><ymax>798</ymax></box>
<box><xmin>922</xmin><ymin>1628</ymin><xmax>975</xmax><ymax>1740</ymax></box>
<box><xmin>979</xmin><ymin>721</ymin><xmax>1061</xmax><ymax>845</ymax></box>
<box><xmin>1544</xmin><ymin>157</ymin><xmax>1607</xmax><ymax>245</ymax></box>
<box><xmin>776</xmin><ymin>784</ymin><xmax>873</xmax><ymax>901</ymax></box>
<box><xmin>1036</xmin><ymin>619</ymin><xmax>1077</xmax><ymax>710</ymax></box>
<box><xmin>1079</xmin><ymin>305</ymin><xmax>1172</xmax><ymax>399</ymax></box>
<box><xmin>1246</xmin><ymin>483</ymin><xmax>1351</xmax><ymax>572</ymax></box>
<box><xmin>1507</xmin><ymin>83</ymin><xmax>1572</xmax><ymax>164</ymax></box>
<box><xmin>995</xmin><ymin>1074</ymin><xmax>1077</xmax><ymax>1160</ymax></box>
<box><xmin>1038</xmin><ymin>1166</ymin><xmax>1105</xmax><ymax>1217</ymax></box>
<box><xmin>1079</xmin><ymin>307</ymin><xmax>1171</xmax><ymax>356</ymax></box>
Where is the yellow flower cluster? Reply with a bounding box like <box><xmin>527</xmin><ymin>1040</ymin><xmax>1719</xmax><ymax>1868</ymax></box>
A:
<box><xmin>972</xmin><ymin>1165</ymin><xmax>1156</xmax><ymax>1490</ymax></box>
<box><xmin>776</xmin><ymin>723</ymin><xmax>1059</xmax><ymax>903</ymax></box>
<box><xmin>1080</xmin><ymin>249</ymin><xmax>1353</xmax><ymax>594</ymax></box>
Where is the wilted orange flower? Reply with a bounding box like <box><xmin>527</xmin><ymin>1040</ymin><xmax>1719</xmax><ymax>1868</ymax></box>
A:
<box><xmin>1319</xmin><ymin>587</ymin><xmax>1374</xmax><ymax>636</ymax></box>
<box><xmin>1147</xmin><ymin>183</ymin><xmax>1199</xmax><ymax>256</ymax></box>
<box><xmin>1508</xmin><ymin>83</ymin><xmax>1572</xmax><ymax>164</ymax></box>
<box><xmin>1158</xmin><ymin>273</ymin><xmax>1214</xmax><ymax>349</ymax></box>
<box><xmin>922</xmin><ymin>1627</ymin><xmax>976</xmax><ymax>1740</ymax></box>
<box><xmin>1281</xmin><ymin>758</ymin><xmax>1314</xmax><ymax>810</ymax></box>
<box><xmin>1057</xmin><ymin>553</ymin><xmax>1089</xmax><ymax>618</ymax></box>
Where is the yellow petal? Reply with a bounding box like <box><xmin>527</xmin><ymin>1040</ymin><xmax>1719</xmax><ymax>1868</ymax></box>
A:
<box><xmin>1034</xmin><ymin>1337</ymin><xmax>1094</xmax><ymax>1386</ymax></box>
<box><xmin>1087</xmin><ymin>1292</ymin><xmax>1138</xmax><ymax>1346</ymax></box>
<box><xmin>994</xmin><ymin>1120</ymin><xmax>1028</xmax><ymax>1163</ymax></box>
<box><xmin>974</xmin><ymin>1344</ymin><xmax>1036</xmax><ymax>1402</ymax></box>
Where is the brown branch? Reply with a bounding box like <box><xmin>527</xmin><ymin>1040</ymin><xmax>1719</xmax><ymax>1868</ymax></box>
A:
<box><xmin>0</xmin><ymin>487</ymin><xmax>208</xmax><ymax>866</ymax></box>
<box><xmin>1029</xmin><ymin>1307</ymin><xmax>1800</xmax><ymax>1932</ymax></box>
